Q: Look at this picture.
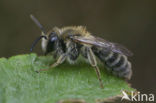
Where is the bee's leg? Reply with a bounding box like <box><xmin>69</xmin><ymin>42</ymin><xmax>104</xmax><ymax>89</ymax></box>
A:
<box><xmin>87</xmin><ymin>48</ymin><xmax>104</xmax><ymax>88</ymax></box>
<box><xmin>50</xmin><ymin>54</ymin><xmax>66</xmax><ymax>68</ymax></box>
<box><xmin>37</xmin><ymin>54</ymin><xmax>66</xmax><ymax>72</ymax></box>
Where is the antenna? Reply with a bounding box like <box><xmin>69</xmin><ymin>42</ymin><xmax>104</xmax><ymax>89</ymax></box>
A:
<box><xmin>30</xmin><ymin>14</ymin><xmax>47</xmax><ymax>52</ymax></box>
<box><xmin>30</xmin><ymin>14</ymin><xmax>47</xmax><ymax>35</ymax></box>
<box><xmin>30</xmin><ymin>35</ymin><xmax>47</xmax><ymax>52</ymax></box>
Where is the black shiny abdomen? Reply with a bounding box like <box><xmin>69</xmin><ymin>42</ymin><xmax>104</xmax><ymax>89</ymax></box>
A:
<box><xmin>92</xmin><ymin>46</ymin><xmax>132</xmax><ymax>79</ymax></box>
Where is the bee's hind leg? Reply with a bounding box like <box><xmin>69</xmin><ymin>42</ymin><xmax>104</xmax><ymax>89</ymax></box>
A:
<box><xmin>87</xmin><ymin>48</ymin><xmax>104</xmax><ymax>88</ymax></box>
<box><xmin>36</xmin><ymin>54</ymin><xmax>66</xmax><ymax>73</ymax></box>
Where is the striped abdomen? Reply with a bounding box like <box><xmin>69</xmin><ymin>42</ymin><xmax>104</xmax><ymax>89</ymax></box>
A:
<box><xmin>92</xmin><ymin>47</ymin><xmax>132</xmax><ymax>80</ymax></box>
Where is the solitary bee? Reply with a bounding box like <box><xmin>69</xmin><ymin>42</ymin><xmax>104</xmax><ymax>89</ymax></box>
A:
<box><xmin>30</xmin><ymin>15</ymin><xmax>133</xmax><ymax>88</ymax></box>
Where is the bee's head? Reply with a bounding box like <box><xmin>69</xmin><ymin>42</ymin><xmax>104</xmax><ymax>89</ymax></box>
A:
<box><xmin>30</xmin><ymin>31</ymin><xmax>60</xmax><ymax>54</ymax></box>
<box><xmin>41</xmin><ymin>32</ymin><xmax>59</xmax><ymax>54</ymax></box>
<box><xmin>30</xmin><ymin>14</ymin><xmax>59</xmax><ymax>54</ymax></box>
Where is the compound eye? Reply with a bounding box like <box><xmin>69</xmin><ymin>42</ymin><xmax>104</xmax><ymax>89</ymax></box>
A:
<box><xmin>49</xmin><ymin>32</ymin><xmax>58</xmax><ymax>41</ymax></box>
<box><xmin>49</xmin><ymin>32</ymin><xmax>56</xmax><ymax>36</ymax></box>
<box><xmin>51</xmin><ymin>36</ymin><xmax>58</xmax><ymax>42</ymax></box>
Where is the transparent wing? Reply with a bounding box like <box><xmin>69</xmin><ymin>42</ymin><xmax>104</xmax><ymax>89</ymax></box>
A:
<box><xmin>70</xmin><ymin>35</ymin><xmax>133</xmax><ymax>56</ymax></box>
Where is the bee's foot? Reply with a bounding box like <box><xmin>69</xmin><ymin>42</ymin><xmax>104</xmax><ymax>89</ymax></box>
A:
<box><xmin>35</xmin><ymin>68</ymin><xmax>49</xmax><ymax>73</ymax></box>
<box><xmin>35</xmin><ymin>70</ymin><xmax>40</xmax><ymax>73</ymax></box>
<box><xmin>100</xmin><ymin>84</ymin><xmax>104</xmax><ymax>89</ymax></box>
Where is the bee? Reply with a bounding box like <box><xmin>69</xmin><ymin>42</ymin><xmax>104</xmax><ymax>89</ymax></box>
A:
<box><xmin>30</xmin><ymin>15</ymin><xmax>133</xmax><ymax>88</ymax></box>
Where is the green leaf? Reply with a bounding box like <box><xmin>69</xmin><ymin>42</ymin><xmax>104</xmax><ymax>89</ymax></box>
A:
<box><xmin>0</xmin><ymin>53</ymin><xmax>134</xmax><ymax>103</ymax></box>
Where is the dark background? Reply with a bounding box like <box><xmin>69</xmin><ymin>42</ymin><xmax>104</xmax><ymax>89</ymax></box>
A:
<box><xmin>0</xmin><ymin>0</ymin><xmax>156</xmax><ymax>95</ymax></box>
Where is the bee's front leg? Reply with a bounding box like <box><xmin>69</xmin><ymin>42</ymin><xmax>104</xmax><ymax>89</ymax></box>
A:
<box><xmin>36</xmin><ymin>54</ymin><xmax>66</xmax><ymax>73</ymax></box>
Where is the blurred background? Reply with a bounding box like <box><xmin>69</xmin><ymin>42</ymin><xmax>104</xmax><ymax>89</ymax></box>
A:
<box><xmin>0</xmin><ymin>0</ymin><xmax>156</xmax><ymax>95</ymax></box>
